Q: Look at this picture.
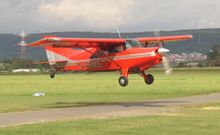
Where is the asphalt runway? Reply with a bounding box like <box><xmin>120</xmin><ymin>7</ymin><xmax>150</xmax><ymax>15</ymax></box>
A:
<box><xmin>0</xmin><ymin>93</ymin><xmax>220</xmax><ymax>128</ymax></box>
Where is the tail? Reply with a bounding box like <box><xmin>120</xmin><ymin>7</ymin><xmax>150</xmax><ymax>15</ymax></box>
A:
<box><xmin>45</xmin><ymin>46</ymin><xmax>70</xmax><ymax>67</ymax></box>
<box><xmin>44</xmin><ymin>46</ymin><xmax>84</xmax><ymax>67</ymax></box>
<box><xmin>42</xmin><ymin>46</ymin><xmax>80</xmax><ymax>79</ymax></box>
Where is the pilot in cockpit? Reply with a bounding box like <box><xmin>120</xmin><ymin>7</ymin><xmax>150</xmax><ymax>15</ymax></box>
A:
<box><xmin>108</xmin><ymin>43</ymin><xmax>125</xmax><ymax>53</ymax></box>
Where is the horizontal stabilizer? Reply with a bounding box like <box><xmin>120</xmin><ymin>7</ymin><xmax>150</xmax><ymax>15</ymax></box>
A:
<box><xmin>33</xmin><ymin>60</ymin><xmax>68</xmax><ymax>68</ymax></box>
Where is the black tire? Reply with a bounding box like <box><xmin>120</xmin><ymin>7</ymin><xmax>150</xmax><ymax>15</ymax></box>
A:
<box><xmin>119</xmin><ymin>76</ymin><xmax>129</xmax><ymax>87</ymax></box>
<box><xmin>50</xmin><ymin>73</ymin><xmax>55</xmax><ymax>79</ymax></box>
<box><xmin>145</xmin><ymin>74</ymin><xmax>154</xmax><ymax>85</ymax></box>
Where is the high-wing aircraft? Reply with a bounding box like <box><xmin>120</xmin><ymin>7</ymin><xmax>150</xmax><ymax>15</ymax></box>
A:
<box><xmin>22</xmin><ymin>34</ymin><xmax>192</xmax><ymax>87</ymax></box>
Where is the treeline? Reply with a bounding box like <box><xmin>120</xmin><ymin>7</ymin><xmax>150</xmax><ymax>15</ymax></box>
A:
<box><xmin>173</xmin><ymin>44</ymin><xmax>220</xmax><ymax>67</ymax></box>
<box><xmin>0</xmin><ymin>58</ymin><xmax>49</xmax><ymax>72</ymax></box>
<box><xmin>207</xmin><ymin>44</ymin><xmax>220</xmax><ymax>66</ymax></box>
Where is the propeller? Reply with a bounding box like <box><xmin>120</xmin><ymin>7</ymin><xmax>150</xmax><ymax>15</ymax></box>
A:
<box><xmin>17</xmin><ymin>31</ymin><xmax>28</xmax><ymax>58</ymax></box>
<box><xmin>153</xmin><ymin>30</ymin><xmax>173</xmax><ymax>75</ymax></box>
<box><xmin>17</xmin><ymin>31</ymin><xmax>28</xmax><ymax>46</ymax></box>
<box><xmin>162</xmin><ymin>54</ymin><xmax>172</xmax><ymax>75</ymax></box>
<box><xmin>157</xmin><ymin>44</ymin><xmax>173</xmax><ymax>76</ymax></box>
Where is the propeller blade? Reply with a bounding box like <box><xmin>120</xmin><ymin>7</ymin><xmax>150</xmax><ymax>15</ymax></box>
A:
<box><xmin>17</xmin><ymin>31</ymin><xmax>28</xmax><ymax>58</ymax></box>
<box><xmin>162</xmin><ymin>56</ymin><xmax>172</xmax><ymax>76</ymax></box>
<box><xmin>17</xmin><ymin>31</ymin><xmax>28</xmax><ymax>47</ymax></box>
<box><xmin>154</xmin><ymin>29</ymin><xmax>161</xmax><ymax>37</ymax></box>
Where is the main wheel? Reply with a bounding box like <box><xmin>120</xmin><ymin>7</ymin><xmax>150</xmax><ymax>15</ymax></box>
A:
<box><xmin>144</xmin><ymin>74</ymin><xmax>154</xmax><ymax>85</ymax></box>
<box><xmin>50</xmin><ymin>70</ymin><xmax>56</xmax><ymax>79</ymax></box>
<box><xmin>119</xmin><ymin>76</ymin><xmax>129</xmax><ymax>87</ymax></box>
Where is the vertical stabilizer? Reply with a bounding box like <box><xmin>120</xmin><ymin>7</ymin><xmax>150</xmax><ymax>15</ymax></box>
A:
<box><xmin>45</xmin><ymin>48</ymin><xmax>56</xmax><ymax>65</ymax></box>
<box><xmin>44</xmin><ymin>46</ymin><xmax>79</xmax><ymax>66</ymax></box>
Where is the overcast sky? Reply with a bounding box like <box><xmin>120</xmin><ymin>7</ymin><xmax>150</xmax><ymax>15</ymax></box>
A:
<box><xmin>0</xmin><ymin>0</ymin><xmax>220</xmax><ymax>34</ymax></box>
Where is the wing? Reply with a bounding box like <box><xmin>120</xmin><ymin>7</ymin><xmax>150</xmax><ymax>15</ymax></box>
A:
<box><xmin>137</xmin><ymin>35</ymin><xmax>193</xmax><ymax>44</ymax></box>
<box><xmin>28</xmin><ymin>35</ymin><xmax>192</xmax><ymax>48</ymax></box>
<box><xmin>28</xmin><ymin>36</ymin><xmax>126</xmax><ymax>48</ymax></box>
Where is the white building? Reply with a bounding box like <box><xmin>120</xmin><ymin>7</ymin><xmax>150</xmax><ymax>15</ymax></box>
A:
<box><xmin>12</xmin><ymin>69</ymin><xmax>40</xmax><ymax>73</ymax></box>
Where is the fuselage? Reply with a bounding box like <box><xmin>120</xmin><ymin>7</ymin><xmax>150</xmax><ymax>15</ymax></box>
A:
<box><xmin>64</xmin><ymin>47</ymin><xmax>162</xmax><ymax>71</ymax></box>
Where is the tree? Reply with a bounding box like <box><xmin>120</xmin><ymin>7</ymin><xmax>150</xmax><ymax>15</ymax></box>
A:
<box><xmin>0</xmin><ymin>63</ymin><xmax>5</xmax><ymax>71</ymax></box>
<box><xmin>208</xmin><ymin>44</ymin><xmax>220</xmax><ymax>66</ymax></box>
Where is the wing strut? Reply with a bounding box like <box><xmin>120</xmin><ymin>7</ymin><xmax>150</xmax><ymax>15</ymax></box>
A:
<box><xmin>76</xmin><ymin>44</ymin><xmax>122</xmax><ymax>68</ymax></box>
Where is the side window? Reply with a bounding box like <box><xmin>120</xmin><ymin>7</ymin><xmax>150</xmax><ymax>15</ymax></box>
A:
<box><xmin>90</xmin><ymin>54</ymin><xmax>98</xmax><ymax>59</ymax></box>
<box><xmin>125</xmin><ymin>42</ymin><xmax>131</xmax><ymax>49</ymax></box>
<box><xmin>108</xmin><ymin>44</ymin><xmax>125</xmax><ymax>53</ymax></box>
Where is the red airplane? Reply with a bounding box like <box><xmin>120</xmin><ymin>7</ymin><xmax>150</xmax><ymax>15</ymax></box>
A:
<box><xmin>23</xmin><ymin>34</ymin><xmax>192</xmax><ymax>87</ymax></box>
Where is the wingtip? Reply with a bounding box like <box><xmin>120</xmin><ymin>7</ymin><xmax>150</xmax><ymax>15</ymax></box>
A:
<box><xmin>188</xmin><ymin>35</ymin><xmax>193</xmax><ymax>39</ymax></box>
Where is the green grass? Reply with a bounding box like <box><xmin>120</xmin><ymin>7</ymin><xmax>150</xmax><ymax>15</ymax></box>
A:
<box><xmin>0</xmin><ymin>68</ymin><xmax>220</xmax><ymax>112</ymax></box>
<box><xmin>1</xmin><ymin>103</ymin><xmax>220</xmax><ymax>135</ymax></box>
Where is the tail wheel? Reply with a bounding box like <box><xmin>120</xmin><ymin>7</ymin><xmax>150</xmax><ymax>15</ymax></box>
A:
<box><xmin>119</xmin><ymin>76</ymin><xmax>129</xmax><ymax>87</ymax></box>
<box><xmin>144</xmin><ymin>74</ymin><xmax>154</xmax><ymax>85</ymax></box>
<box><xmin>50</xmin><ymin>70</ymin><xmax>56</xmax><ymax>79</ymax></box>
<box><xmin>50</xmin><ymin>73</ymin><xmax>55</xmax><ymax>79</ymax></box>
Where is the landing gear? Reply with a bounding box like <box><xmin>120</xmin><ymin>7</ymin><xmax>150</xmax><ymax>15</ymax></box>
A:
<box><xmin>138</xmin><ymin>70</ymin><xmax>154</xmax><ymax>85</ymax></box>
<box><xmin>119</xmin><ymin>76</ymin><xmax>129</xmax><ymax>87</ymax></box>
<box><xmin>144</xmin><ymin>74</ymin><xmax>154</xmax><ymax>85</ymax></box>
<box><xmin>50</xmin><ymin>70</ymin><xmax>56</xmax><ymax>79</ymax></box>
<box><xmin>118</xmin><ymin>68</ymin><xmax>129</xmax><ymax>87</ymax></box>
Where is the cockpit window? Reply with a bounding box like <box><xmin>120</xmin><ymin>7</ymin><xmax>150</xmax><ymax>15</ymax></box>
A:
<box><xmin>125</xmin><ymin>39</ymin><xmax>142</xmax><ymax>49</ymax></box>
<box><xmin>108</xmin><ymin>44</ymin><xmax>125</xmax><ymax>53</ymax></box>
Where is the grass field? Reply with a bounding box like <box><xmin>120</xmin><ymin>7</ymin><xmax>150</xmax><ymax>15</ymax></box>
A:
<box><xmin>0</xmin><ymin>68</ymin><xmax>220</xmax><ymax>113</ymax></box>
<box><xmin>1</xmin><ymin>103</ymin><xmax>220</xmax><ymax>135</ymax></box>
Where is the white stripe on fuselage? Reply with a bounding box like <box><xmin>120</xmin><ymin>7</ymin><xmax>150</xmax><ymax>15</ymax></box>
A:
<box><xmin>113</xmin><ymin>52</ymin><xmax>156</xmax><ymax>60</ymax></box>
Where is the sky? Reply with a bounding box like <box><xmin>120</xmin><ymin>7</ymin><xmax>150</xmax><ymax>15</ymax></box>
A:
<box><xmin>0</xmin><ymin>0</ymin><xmax>220</xmax><ymax>34</ymax></box>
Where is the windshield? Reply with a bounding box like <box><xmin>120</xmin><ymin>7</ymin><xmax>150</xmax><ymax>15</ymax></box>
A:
<box><xmin>125</xmin><ymin>39</ymin><xmax>142</xmax><ymax>49</ymax></box>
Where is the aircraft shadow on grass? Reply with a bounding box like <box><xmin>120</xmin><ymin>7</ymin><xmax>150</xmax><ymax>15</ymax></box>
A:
<box><xmin>42</xmin><ymin>100</ymin><xmax>186</xmax><ymax>109</ymax></box>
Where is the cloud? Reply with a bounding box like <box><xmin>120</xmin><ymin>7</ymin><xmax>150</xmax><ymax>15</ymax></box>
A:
<box><xmin>36</xmin><ymin>0</ymin><xmax>136</xmax><ymax>29</ymax></box>
<box><xmin>0</xmin><ymin>0</ymin><xmax>220</xmax><ymax>33</ymax></box>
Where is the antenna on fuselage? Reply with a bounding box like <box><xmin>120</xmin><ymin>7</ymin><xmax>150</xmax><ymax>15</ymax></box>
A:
<box><xmin>116</xmin><ymin>26</ymin><xmax>122</xmax><ymax>39</ymax></box>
